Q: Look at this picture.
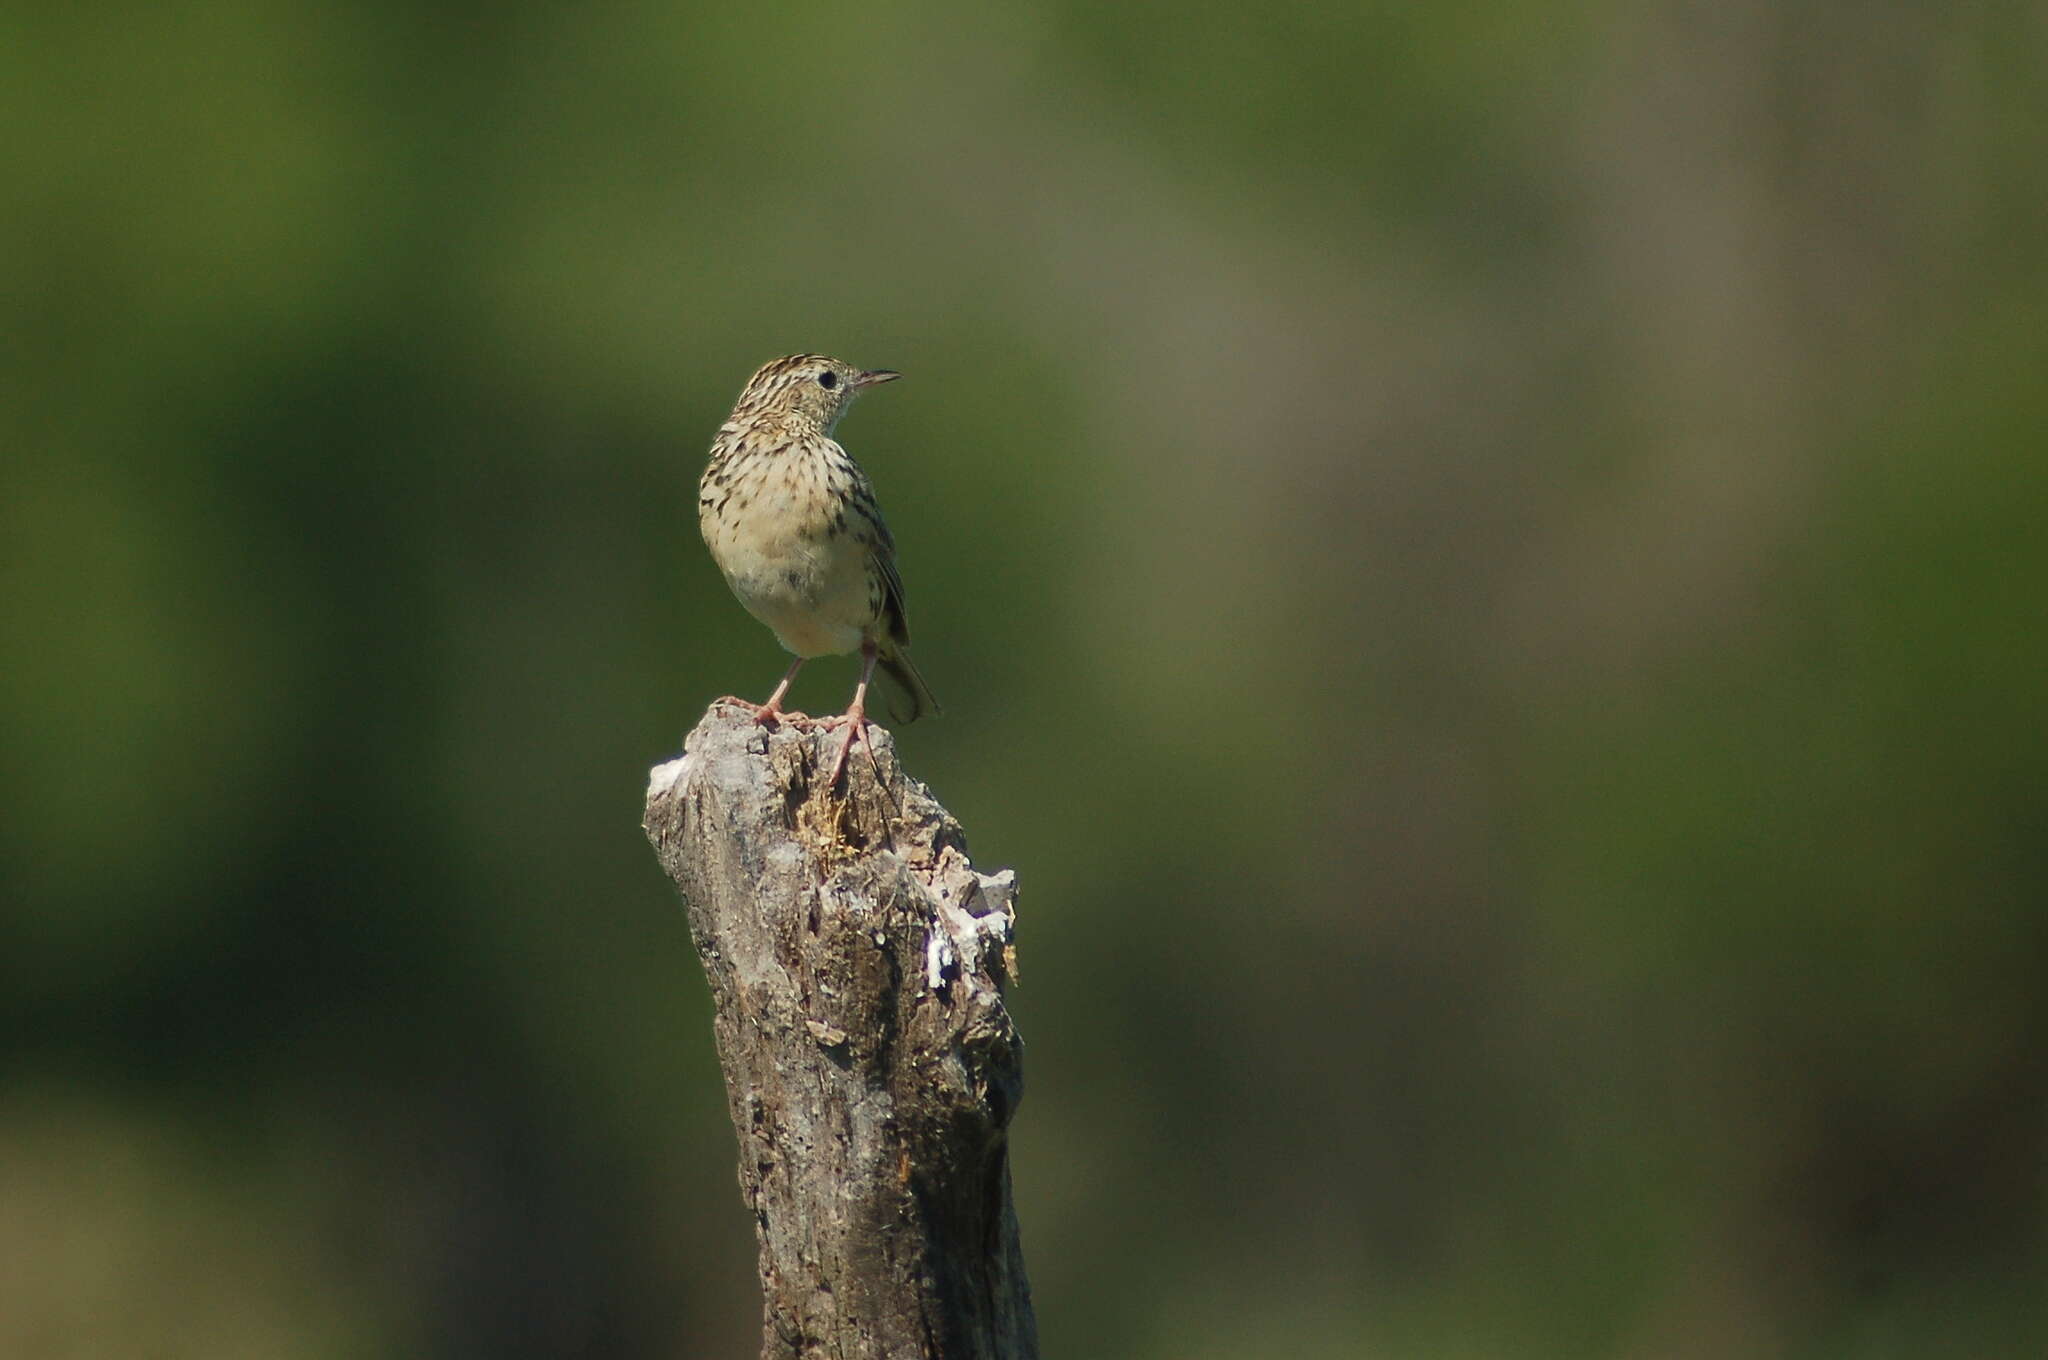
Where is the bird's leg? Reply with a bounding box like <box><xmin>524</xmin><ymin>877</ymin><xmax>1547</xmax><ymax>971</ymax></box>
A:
<box><xmin>825</xmin><ymin>640</ymin><xmax>879</xmax><ymax>786</ymax></box>
<box><xmin>750</xmin><ymin>656</ymin><xmax>807</xmax><ymax>725</ymax></box>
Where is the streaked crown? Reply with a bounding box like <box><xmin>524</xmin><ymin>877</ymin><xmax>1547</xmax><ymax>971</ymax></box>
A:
<box><xmin>728</xmin><ymin>354</ymin><xmax>900</xmax><ymax>435</ymax></box>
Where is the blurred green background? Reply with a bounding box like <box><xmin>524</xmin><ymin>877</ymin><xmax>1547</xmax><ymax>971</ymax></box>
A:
<box><xmin>6</xmin><ymin>2</ymin><xmax>2046</xmax><ymax>1356</ymax></box>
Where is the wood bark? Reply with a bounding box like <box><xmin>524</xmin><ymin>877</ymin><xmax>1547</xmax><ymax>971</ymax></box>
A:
<box><xmin>643</xmin><ymin>703</ymin><xmax>1036</xmax><ymax>1360</ymax></box>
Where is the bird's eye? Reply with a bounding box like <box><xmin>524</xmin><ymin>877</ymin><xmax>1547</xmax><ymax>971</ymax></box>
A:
<box><xmin>817</xmin><ymin>371</ymin><xmax>838</xmax><ymax>390</ymax></box>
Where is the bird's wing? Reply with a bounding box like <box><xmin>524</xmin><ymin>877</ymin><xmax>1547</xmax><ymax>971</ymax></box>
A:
<box><xmin>846</xmin><ymin>457</ymin><xmax>911</xmax><ymax>647</ymax></box>
<box><xmin>871</xmin><ymin>543</ymin><xmax>912</xmax><ymax>648</ymax></box>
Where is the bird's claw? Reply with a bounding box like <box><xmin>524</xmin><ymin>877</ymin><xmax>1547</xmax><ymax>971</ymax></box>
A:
<box><xmin>714</xmin><ymin>695</ymin><xmax>814</xmax><ymax>727</ymax></box>
<box><xmin>822</xmin><ymin>712</ymin><xmax>871</xmax><ymax>787</ymax></box>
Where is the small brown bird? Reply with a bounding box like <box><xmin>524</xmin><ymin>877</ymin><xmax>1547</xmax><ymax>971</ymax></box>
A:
<box><xmin>699</xmin><ymin>354</ymin><xmax>938</xmax><ymax>784</ymax></box>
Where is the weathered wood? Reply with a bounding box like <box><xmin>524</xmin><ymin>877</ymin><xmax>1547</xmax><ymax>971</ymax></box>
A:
<box><xmin>644</xmin><ymin>703</ymin><xmax>1036</xmax><ymax>1360</ymax></box>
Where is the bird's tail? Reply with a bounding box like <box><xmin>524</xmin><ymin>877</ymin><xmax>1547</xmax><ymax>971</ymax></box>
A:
<box><xmin>878</xmin><ymin>646</ymin><xmax>940</xmax><ymax>725</ymax></box>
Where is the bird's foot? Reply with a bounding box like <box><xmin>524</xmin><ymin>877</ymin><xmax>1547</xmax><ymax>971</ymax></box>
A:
<box><xmin>712</xmin><ymin>695</ymin><xmax>815</xmax><ymax>727</ymax></box>
<box><xmin>822</xmin><ymin>710</ymin><xmax>871</xmax><ymax>787</ymax></box>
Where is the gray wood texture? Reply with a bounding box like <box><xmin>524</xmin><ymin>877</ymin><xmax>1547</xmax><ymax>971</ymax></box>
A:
<box><xmin>644</xmin><ymin>704</ymin><xmax>1036</xmax><ymax>1360</ymax></box>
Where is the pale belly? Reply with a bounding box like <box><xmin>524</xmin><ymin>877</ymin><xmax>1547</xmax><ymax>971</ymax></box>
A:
<box><xmin>716</xmin><ymin>528</ymin><xmax>874</xmax><ymax>658</ymax></box>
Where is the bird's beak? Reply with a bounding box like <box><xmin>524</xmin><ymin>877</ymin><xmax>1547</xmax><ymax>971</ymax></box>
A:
<box><xmin>852</xmin><ymin>369</ymin><xmax>902</xmax><ymax>390</ymax></box>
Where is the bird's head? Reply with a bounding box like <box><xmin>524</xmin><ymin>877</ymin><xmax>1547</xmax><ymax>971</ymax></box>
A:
<box><xmin>732</xmin><ymin>354</ymin><xmax>900</xmax><ymax>434</ymax></box>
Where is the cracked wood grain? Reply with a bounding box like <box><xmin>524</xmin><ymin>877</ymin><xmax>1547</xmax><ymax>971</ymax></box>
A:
<box><xmin>644</xmin><ymin>704</ymin><xmax>1036</xmax><ymax>1360</ymax></box>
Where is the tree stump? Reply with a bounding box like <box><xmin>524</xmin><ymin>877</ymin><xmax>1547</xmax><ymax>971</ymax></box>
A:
<box><xmin>643</xmin><ymin>703</ymin><xmax>1036</xmax><ymax>1360</ymax></box>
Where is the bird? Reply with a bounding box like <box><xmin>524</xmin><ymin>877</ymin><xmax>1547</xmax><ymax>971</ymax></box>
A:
<box><xmin>699</xmin><ymin>353</ymin><xmax>939</xmax><ymax>786</ymax></box>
